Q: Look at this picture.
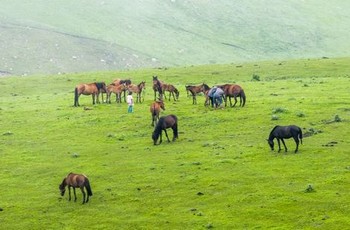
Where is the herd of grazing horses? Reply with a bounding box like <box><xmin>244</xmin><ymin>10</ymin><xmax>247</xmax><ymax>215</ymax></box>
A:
<box><xmin>65</xmin><ymin>75</ymin><xmax>303</xmax><ymax>204</ymax></box>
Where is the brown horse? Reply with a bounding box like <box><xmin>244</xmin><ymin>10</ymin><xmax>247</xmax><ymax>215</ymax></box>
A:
<box><xmin>199</xmin><ymin>84</ymin><xmax>213</xmax><ymax>106</ymax></box>
<box><xmin>106</xmin><ymin>83</ymin><xmax>127</xmax><ymax>103</ymax></box>
<box><xmin>74</xmin><ymin>82</ymin><xmax>107</xmax><ymax>106</ymax></box>
<box><xmin>218</xmin><ymin>84</ymin><xmax>246</xmax><ymax>107</ymax></box>
<box><xmin>127</xmin><ymin>81</ymin><xmax>146</xmax><ymax>103</ymax></box>
<box><xmin>150</xmin><ymin>100</ymin><xmax>165</xmax><ymax>126</ymax></box>
<box><xmin>152</xmin><ymin>76</ymin><xmax>164</xmax><ymax>100</ymax></box>
<box><xmin>186</xmin><ymin>83</ymin><xmax>209</xmax><ymax>104</ymax></box>
<box><xmin>152</xmin><ymin>114</ymin><xmax>178</xmax><ymax>145</ymax></box>
<box><xmin>162</xmin><ymin>83</ymin><xmax>179</xmax><ymax>101</ymax></box>
<box><xmin>59</xmin><ymin>173</ymin><xmax>93</xmax><ymax>204</ymax></box>
<box><xmin>111</xmin><ymin>78</ymin><xmax>132</xmax><ymax>102</ymax></box>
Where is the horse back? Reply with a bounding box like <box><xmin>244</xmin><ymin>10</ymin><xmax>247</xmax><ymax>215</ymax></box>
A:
<box><xmin>223</xmin><ymin>84</ymin><xmax>242</xmax><ymax>95</ymax></box>
<box><xmin>66</xmin><ymin>173</ymin><xmax>86</xmax><ymax>188</ymax></box>
<box><xmin>77</xmin><ymin>83</ymin><xmax>99</xmax><ymax>95</ymax></box>
<box><xmin>163</xmin><ymin>114</ymin><xmax>177</xmax><ymax>128</ymax></box>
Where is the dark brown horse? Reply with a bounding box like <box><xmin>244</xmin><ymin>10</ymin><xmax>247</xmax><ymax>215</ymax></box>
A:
<box><xmin>150</xmin><ymin>100</ymin><xmax>165</xmax><ymax>126</ymax></box>
<box><xmin>152</xmin><ymin>114</ymin><xmax>178</xmax><ymax>145</ymax></box>
<box><xmin>106</xmin><ymin>83</ymin><xmax>127</xmax><ymax>103</ymax></box>
<box><xmin>59</xmin><ymin>173</ymin><xmax>93</xmax><ymax>204</ymax></box>
<box><xmin>162</xmin><ymin>83</ymin><xmax>179</xmax><ymax>101</ymax></box>
<box><xmin>127</xmin><ymin>81</ymin><xmax>146</xmax><ymax>103</ymax></box>
<box><xmin>185</xmin><ymin>83</ymin><xmax>209</xmax><ymax>104</ymax></box>
<box><xmin>218</xmin><ymin>84</ymin><xmax>246</xmax><ymax>107</ymax></box>
<box><xmin>152</xmin><ymin>76</ymin><xmax>163</xmax><ymax>100</ymax></box>
<box><xmin>268</xmin><ymin>125</ymin><xmax>303</xmax><ymax>153</ymax></box>
<box><xmin>111</xmin><ymin>78</ymin><xmax>132</xmax><ymax>102</ymax></box>
<box><xmin>74</xmin><ymin>82</ymin><xmax>107</xmax><ymax>106</ymax></box>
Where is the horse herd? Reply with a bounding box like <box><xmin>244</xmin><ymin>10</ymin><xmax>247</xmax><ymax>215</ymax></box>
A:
<box><xmin>73</xmin><ymin>75</ymin><xmax>302</xmax><ymax>150</ymax></box>
<box><xmin>65</xmin><ymin>75</ymin><xmax>304</xmax><ymax>204</ymax></box>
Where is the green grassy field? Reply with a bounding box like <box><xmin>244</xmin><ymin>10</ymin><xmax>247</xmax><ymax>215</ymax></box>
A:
<box><xmin>0</xmin><ymin>57</ymin><xmax>349</xmax><ymax>229</ymax></box>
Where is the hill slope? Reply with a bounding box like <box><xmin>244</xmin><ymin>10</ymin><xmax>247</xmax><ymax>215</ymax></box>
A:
<box><xmin>1</xmin><ymin>0</ymin><xmax>350</xmax><ymax>75</ymax></box>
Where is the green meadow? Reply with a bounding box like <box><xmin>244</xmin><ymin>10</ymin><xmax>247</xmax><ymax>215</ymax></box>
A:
<box><xmin>0</xmin><ymin>57</ymin><xmax>349</xmax><ymax>229</ymax></box>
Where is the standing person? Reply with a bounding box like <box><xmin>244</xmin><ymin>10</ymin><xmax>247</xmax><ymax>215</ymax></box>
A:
<box><xmin>126</xmin><ymin>92</ymin><xmax>134</xmax><ymax>113</ymax></box>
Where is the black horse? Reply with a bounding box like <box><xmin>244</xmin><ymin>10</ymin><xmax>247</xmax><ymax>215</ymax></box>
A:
<box><xmin>152</xmin><ymin>114</ymin><xmax>178</xmax><ymax>145</ymax></box>
<box><xmin>267</xmin><ymin>125</ymin><xmax>303</xmax><ymax>153</ymax></box>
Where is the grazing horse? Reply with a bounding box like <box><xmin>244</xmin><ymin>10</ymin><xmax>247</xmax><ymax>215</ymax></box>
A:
<box><xmin>150</xmin><ymin>100</ymin><xmax>165</xmax><ymax>126</ymax></box>
<box><xmin>186</xmin><ymin>83</ymin><xmax>209</xmax><ymax>104</ymax></box>
<box><xmin>218</xmin><ymin>84</ymin><xmax>246</xmax><ymax>107</ymax></box>
<box><xmin>127</xmin><ymin>81</ymin><xmax>146</xmax><ymax>103</ymax></box>
<box><xmin>162</xmin><ymin>83</ymin><xmax>179</xmax><ymax>101</ymax></box>
<box><xmin>106</xmin><ymin>83</ymin><xmax>127</xmax><ymax>103</ymax></box>
<box><xmin>152</xmin><ymin>76</ymin><xmax>163</xmax><ymax>100</ymax></box>
<box><xmin>59</xmin><ymin>173</ymin><xmax>93</xmax><ymax>204</ymax></box>
<box><xmin>152</xmin><ymin>114</ymin><xmax>178</xmax><ymax>145</ymax></box>
<box><xmin>74</xmin><ymin>82</ymin><xmax>107</xmax><ymax>107</ymax></box>
<box><xmin>267</xmin><ymin>125</ymin><xmax>303</xmax><ymax>153</ymax></box>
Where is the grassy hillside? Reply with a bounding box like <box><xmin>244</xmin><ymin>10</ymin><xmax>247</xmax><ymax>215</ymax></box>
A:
<box><xmin>0</xmin><ymin>57</ymin><xmax>349</xmax><ymax>229</ymax></box>
<box><xmin>1</xmin><ymin>1</ymin><xmax>350</xmax><ymax>75</ymax></box>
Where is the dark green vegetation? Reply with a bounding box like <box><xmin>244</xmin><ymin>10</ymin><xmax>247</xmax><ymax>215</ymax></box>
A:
<box><xmin>1</xmin><ymin>1</ymin><xmax>350</xmax><ymax>75</ymax></box>
<box><xmin>0</xmin><ymin>57</ymin><xmax>349</xmax><ymax>229</ymax></box>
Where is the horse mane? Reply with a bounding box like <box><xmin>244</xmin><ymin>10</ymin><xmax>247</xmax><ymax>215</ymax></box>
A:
<box><xmin>268</xmin><ymin>126</ymin><xmax>279</xmax><ymax>140</ymax></box>
<box><xmin>120</xmin><ymin>79</ymin><xmax>131</xmax><ymax>85</ymax></box>
<box><xmin>95</xmin><ymin>82</ymin><xmax>105</xmax><ymax>90</ymax></box>
<box><xmin>202</xmin><ymin>83</ymin><xmax>210</xmax><ymax>91</ymax></box>
<box><xmin>138</xmin><ymin>81</ymin><xmax>144</xmax><ymax>87</ymax></box>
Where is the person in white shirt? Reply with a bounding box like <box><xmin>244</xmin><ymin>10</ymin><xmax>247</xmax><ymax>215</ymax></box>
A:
<box><xmin>126</xmin><ymin>92</ymin><xmax>134</xmax><ymax>113</ymax></box>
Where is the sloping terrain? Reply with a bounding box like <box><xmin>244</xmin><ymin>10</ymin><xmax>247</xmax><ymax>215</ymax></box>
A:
<box><xmin>1</xmin><ymin>0</ymin><xmax>350</xmax><ymax>75</ymax></box>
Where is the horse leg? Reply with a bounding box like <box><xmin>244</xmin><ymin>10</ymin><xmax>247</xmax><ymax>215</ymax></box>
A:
<box><xmin>96</xmin><ymin>92</ymin><xmax>100</xmax><ymax>104</ymax></box>
<box><xmin>72</xmin><ymin>187</ymin><xmax>77</xmax><ymax>202</ymax></box>
<box><xmin>232</xmin><ymin>95</ymin><xmax>238</xmax><ymax>107</ymax></box>
<box><xmin>277</xmin><ymin>139</ymin><xmax>282</xmax><ymax>152</ymax></box>
<box><xmin>92</xmin><ymin>94</ymin><xmax>95</xmax><ymax>105</ymax></box>
<box><xmin>81</xmin><ymin>187</ymin><xmax>86</xmax><ymax>204</ymax></box>
<box><xmin>164</xmin><ymin>129</ymin><xmax>171</xmax><ymax>142</ymax></box>
<box><xmin>229</xmin><ymin>96</ymin><xmax>233</xmax><ymax>107</ymax></box>
<box><xmin>151</xmin><ymin>115</ymin><xmax>155</xmax><ymax>126</ymax></box>
<box><xmin>85</xmin><ymin>187</ymin><xmax>89</xmax><ymax>203</ymax></box>
<box><xmin>281</xmin><ymin>139</ymin><xmax>288</xmax><ymax>152</ymax></box>
<box><xmin>293</xmin><ymin>137</ymin><xmax>299</xmax><ymax>153</ymax></box>
<box><xmin>159</xmin><ymin>130</ymin><xmax>163</xmax><ymax>144</ymax></box>
<box><xmin>68</xmin><ymin>186</ymin><xmax>72</xmax><ymax>201</ymax></box>
<box><xmin>172</xmin><ymin>126</ymin><xmax>178</xmax><ymax>141</ymax></box>
<box><xmin>74</xmin><ymin>90</ymin><xmax>80</xmax><ymax>107</ymax></box>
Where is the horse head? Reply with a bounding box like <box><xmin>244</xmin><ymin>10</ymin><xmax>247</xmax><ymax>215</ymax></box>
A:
<box><xmin>267</xmin><ymin>139</ymin><xmax>274</xmax><ymax>150</ymax></box>
<box><xmin>59</xmin><ymin>183</ymin><xmax>66</xmax><ymax>196</ymax></box>
<box><xmin>158</xmin><ymin>99</ymin><xmax>165</xmax><ymax>110</ymax></box>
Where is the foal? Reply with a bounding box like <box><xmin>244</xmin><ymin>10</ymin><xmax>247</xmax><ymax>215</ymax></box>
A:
<box><xmin>59</xmin><ymin>173</ymin><xmax>93</xmax><ymax>204</ymax></box>
<box><xmin>150</xmin><ymin>100</ymin><xmax>165</xmax><ymax>126</ymax></box>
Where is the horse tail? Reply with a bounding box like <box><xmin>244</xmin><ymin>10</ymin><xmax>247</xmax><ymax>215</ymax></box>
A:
<box><xmin>299</xmin><ymin>128</ymin><xmax>303</xmax><ymax>144</ymax></box>
<box><xmin>241</xmin><ymin>89</ymin><xmax>246</xmax><ymax>107</ymax></box>
<box><xmin>85</xmin><ymin>178</ymin><xmax>93</xmax><ymax>196</ymax></box>
<box><xmin>74</xmin><ymin>87</ymin><xmax>79</xmax><ymax>106</ymax></box>
<box><xmin>152</xmin><ymin>104</ymin><xmax>157</xmax><ymax>116</ymax></box>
